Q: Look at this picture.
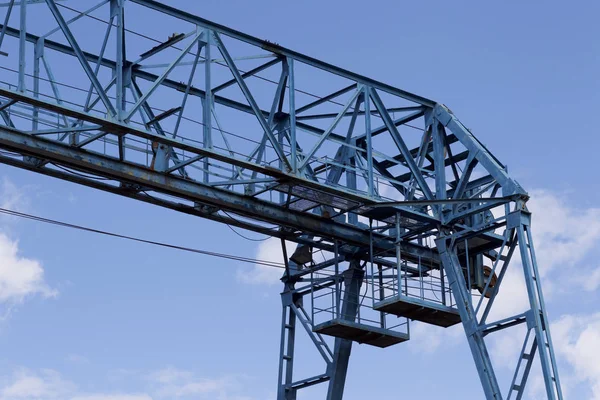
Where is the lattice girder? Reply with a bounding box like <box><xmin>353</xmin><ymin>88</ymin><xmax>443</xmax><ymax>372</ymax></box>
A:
<box><xmin>0</xmin><ymin>1</ymin><xmax>562</xmax><ymax>399</ymax></box>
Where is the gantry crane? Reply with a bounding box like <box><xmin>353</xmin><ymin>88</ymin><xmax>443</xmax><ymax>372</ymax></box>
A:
<box><xmin>0</xmin><ymin>1</ymin><xmax>562</xmax><ymax>399</ymax></box>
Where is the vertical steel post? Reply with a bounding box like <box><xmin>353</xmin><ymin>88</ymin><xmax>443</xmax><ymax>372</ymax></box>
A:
<box><xmin>32</xmin><ymin>38</ymin><xmax>42</xmax><ymax>131</ymax></box>
<box><xmin>277</xmin><ymin>121</ymin><xmax>285</xmax><ymax>204</ymax></box>
<box><xmin>347</xmin><ymin>150</ymin><xmax>358</xmax><ymax>225</ymax></box>
<box><xmin>287</xmin><ymin>57</ymin><xmax>297</xmax><ymax>173</ymax></box>
<box><xmin>203</xmin><ymin>29</ymin><xmax>212</xmax><ymax>183</ymax></box>
<box><xmin>112</xmin><ymin>0</ymin><xmax>126</xmax><ymax>157</ymax></box>
<box><xmin>396</xmin><ymin>213</ymin><xmax>402</xmax><ymax>296</ymax></box>
<box><xmin>334</xmin><ymin>242</ymin><xmax>340</xmax><ymax>318</ymax></box>
<box><xmin>113</xmin><ymin>0</ymin><xmax>125</xmax><ymax>121</ymax></box>
<box><xmin>326</xmin><ymin>260</ymin><xmax>363</xmax><ymax>400</ymax></box>
<box><xmin>277</xmin><ymin>282</ymin><xmax>298</xmax><ymax>400</ymax></box>
<box><xmin>363</xmin><ymin>86</ymin><xmax>374</xmax><ymax>197</ymax></box>
<box><xmin>432</xmin><ymin>121</ymin><xmax>447</xmax><ymax>217</ymax></box>
<box><xmin>18</xmin><ymin>0</ymin><xmax>26</xmax><ymax>92</ymax></box>
<box><xmin>203</xmin><ymin>29</ymin><xmax>212</xmax><ymax>147</ymax></box>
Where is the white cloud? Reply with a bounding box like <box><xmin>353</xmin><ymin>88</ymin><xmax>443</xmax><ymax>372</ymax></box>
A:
<box><xmin>408</xmin><ymin>322</ymin><xmax>463</xmax><ymax>354</ymax></box>
<box><xmin>0</xmin><ymin>368</ymin><xmax>150</xmax><ymax>400</ymax></box>
<box><xmin>154</xmin><ymin>377</ymin><xmax>234</xmax><ymax>398</ymax></box>
<box><xmin>552</xmin><ymin>312</ymin><xmax>600</xmax><ymax>399</ymax></box>
<box><xmin>0</xmin><ymin>233</ymin><xmax>57</xmax><ymax>304</ymax></box>
<box><xmin>483</xmin><ymin>189</ymin><xmax>600</xmax><ymax>321</ymax></box>
<box><xmin>0</xmin><ymin>177</ymin><xmax>56</xmax><ymax>308</ymax></box>
<box><xmin>148</xmin><ymin>367</ymin><xmax>252</xmax><ymax>400</ymax></box>
<box><xmin>488</xmin><ymin>312</ymin><xmax>600</xmax><ymax>399</ymax></box>
<box><xmin>0</xmin><ymin>368</ymin><xmax>75</xmax><ymax>400</ymax></box>
<box><xmin>0</xmin><ymin>367</ymin><xmax>254</xmax><ymax>400</ymax></box>
<box><xmin>484</xmin><ymin>265</ymin><xmax>530</xmax><ymax>322</ymax></box>
<box><xmin>71</xmin><ymin>395</ymin><xmax>152</xmax><ymax>400</ymax></box>
<box><xmin>236</xmin><ymin>238</ymin><xmax>292</xmax><ymax>285</ymax></box>
<box><xmin>574</xmin><ymin>266</ymin><xmax>600</xmax><ymax>292</ymax></box>
<box><xmin>476</xmin><ymin>190</ymin><xmax>600</xmax><ymax>398</ymax></box>
<box><xmin>526</xmin><ymin>190</ymin><xmax>600</xmax><ymax>278</ymax></box>
<box><xmin>489</xmin><ymin>326</ymin><xmax>523</xmax><ymax>370</ymax></box>
<box><xmin>0</xmin><ymin>177</ymin><xmax>31</xmax><ymax>214</ymax></box>
<box><xmin>240</xmin><ymin>237</ymin><xmax>339</xmax><ymax>286</ymax></box>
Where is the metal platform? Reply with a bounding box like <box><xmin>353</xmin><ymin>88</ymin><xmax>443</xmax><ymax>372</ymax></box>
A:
<box><xmin>456</xmin><ymin>232</ymin><xmax>505</xmax><ymax>255</ymax></box>
<box><xmin>313</xmin><ymin>320</ymin><xmax>409</xmax><ymax>348</ymax></box>
<box><xmin>373</xmin><ymin>296</ymin><xmax>461</xmax><ymax>328</ymax></box>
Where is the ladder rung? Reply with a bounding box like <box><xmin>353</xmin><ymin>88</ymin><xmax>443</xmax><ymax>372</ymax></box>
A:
<box><xmin>285</xmin><ymin>324</ymin><xmax>293</xmax><ymax>329</ymax></box>
<box><xmin>283</xmin><ymin>355</ymin><xmax>292</xmax><ymax>361</ymax></box>
<box><xmin>512</xmin><ymin>384</ymin><xmax>521</xmax><ymax>391</ymax></box>
<box><xmin>522</xmin><ymin>353</ymin><xmax>531</xmax><ymax>360</ymax></box>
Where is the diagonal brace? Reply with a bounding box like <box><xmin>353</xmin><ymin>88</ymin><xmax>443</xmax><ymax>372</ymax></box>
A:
<box><xmin>213</xmin><ymin>31</ymin><xmax>291</xmax><ymax>171</ymax></box>
<box><xmin>370</xmin><ymin>88</ymin><xmax>434</xmax><ymax>200</ymax></box>
<box><xmin>44</xmin><ymin>0</ymin><xmax>116</xmax><ymax>117</ymax></box>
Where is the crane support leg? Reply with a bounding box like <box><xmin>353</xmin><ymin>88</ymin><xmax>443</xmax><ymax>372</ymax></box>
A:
<box><xmin>436</xmin><ymin>236</ymin><xmax>503</xmax><ymax>399</ymax></box>
<box><xmin>326</xmin><ymin>260</ymin><xmax>364</xmax><ymax>400</ymax></box>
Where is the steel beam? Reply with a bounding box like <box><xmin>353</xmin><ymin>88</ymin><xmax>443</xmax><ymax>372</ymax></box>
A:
<box><xmin>433</xmin><ymin>105</ymin><xmax>526</xmax><ymax>197</ymax></box>
<box><xmin>0</xmin><ymin>125</ymin><xmax>438</xmax><ymax>263</ymax></box>
<box><xmin>128</xmin><ymin>0</ymin><xmax>436</xmax><ymax>107</ymax></box>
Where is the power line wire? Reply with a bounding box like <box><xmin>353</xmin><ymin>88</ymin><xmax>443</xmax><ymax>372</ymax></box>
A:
<box><xmin>0</xmin><ymin>206</ymin><xmax>343</xmax><ymax>279</ymax></box>
<box><xmin>50</xmin><ymin>163</ymin><xmax>113</xmax><ymax>181</ymax></box>
<box><xmin>221</xmin><ymin>210</ymin><xmax>272</xmax><ymax>242</ymax></box>
<box><xmin>0</xmin><ymin>206</ymin><xmax>286</xmax><ymax>269</ymax></box>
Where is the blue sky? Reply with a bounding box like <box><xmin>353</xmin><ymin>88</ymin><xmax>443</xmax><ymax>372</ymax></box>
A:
<box><xmin>0</xmin><ymin>0</ymin><xmax>599</xmax><ymax>399</ymax></box>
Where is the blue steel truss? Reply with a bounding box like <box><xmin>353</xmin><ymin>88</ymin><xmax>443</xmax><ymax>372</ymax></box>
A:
<box><xmin>0</xmin><ymin>1</ymin><xmax>562</xmax><ymax>399</ymax></box>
